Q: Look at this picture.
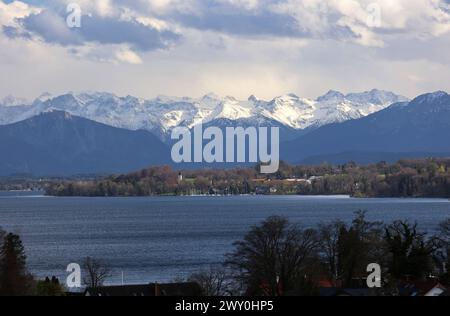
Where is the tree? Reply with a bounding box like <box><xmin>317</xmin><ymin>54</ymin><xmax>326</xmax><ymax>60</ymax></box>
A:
<box><xmin>318</xmin><ymin>220</ymin><xmax>345</xmax><ymax>286</ymax></box>
<box><xmin>439</xmin><ymin>219</ymin><xmax>450</xmax><ymax>244</ymax></box>
<box><xmin>226</xmin><ymin>216</ymin><xmax>319</xmax><ymax>296</ymax></box>
<box><xmin>384</xmin><ymin>221</ymin><xmax>437</xmax><ymax>281</ymax></box>
<box><xmin>436</xmin><ymin>219</ymin><xmax>450</xmax><ymax>284</ymax></box>
<box><xmin>347</xmin><ymin>211</ymin><xmax>386</xmax><ymax>278</ymax></box>
<box><xmin>82</xmin><ymin>257</ymin><xmax>111</xmax><ymax>289</ymax></box>
<box><xmin>35</xmin><ymin>276</ymin><xmax>65</xmax><ymax>296</ymax></box>
<box><xmin>318</xmin><ymin>212</ymin><xmax>385</xmax><ymax>288</ymax></box>
<box><xmin>188</xmin><ymin>267</ymin><xmax>230</xmax><ymax>296</ymax></box>
<box><xmin>0</xmin><ymin>232</ymin><xmax>33</xmax><ymax>296</ymax></box>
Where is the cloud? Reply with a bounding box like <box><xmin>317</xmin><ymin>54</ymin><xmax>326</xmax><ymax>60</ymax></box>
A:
<box><xmin>0</xmin><ymin>1</ymin><xmax>181</xmax><ymax>64</ymax></box>
<box><xmin>0</xmin><ymin>0</ymin><xmax>450</xmax><ymax>100</ymax></box>
<box><xmin>2</xmin><ymin>25</ymin><xmax>29</xmax><ymax>39</ymax></box>
<box><xmin>115</xmin><ymin>47</ymin><xmax>143</xmax><ymax>64</ymax></box>
<box><xmin>0</xmin><ymin>0</ymin><xmax>40</xmax><ymax>26</ymax></box>
<box><xmin>3</xmin><ymin>0</ymin><xmax>450</xmax><ymax>49</ymax></box>
<box><xmin>172</xmin><ymin>8</ymin><xmax>309</xmax><ymax>38</ymax></box>
<box><xmin>20</xmin><ymin>9</ymin><xmax>82</xmax><ymax>45</ymax></box>
<box><xmin>10</xmin><ymin>9</ymin><xmax>181</xmax><ymax>52</ymax></box>
<box><xmin>117</xmin><ymin>0</ymin><xmax>447</xmax><ymax>47</ymax></box>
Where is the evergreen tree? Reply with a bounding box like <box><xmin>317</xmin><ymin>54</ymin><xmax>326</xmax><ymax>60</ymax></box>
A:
<box><xmin>0</xmin><ymin>233</ymin><xmax>33</xmax><ymax>296</ymax></box>
<box><xmin>35</xmin><ymin>276</ymin><xmax>65</xmax><ymax>296</ymax></box>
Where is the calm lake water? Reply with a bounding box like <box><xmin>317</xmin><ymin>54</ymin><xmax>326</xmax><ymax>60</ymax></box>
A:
<box><xmin>0</xmin><ymin>192</ymin><xmax>449</xmax><ymax>285</ymax></box>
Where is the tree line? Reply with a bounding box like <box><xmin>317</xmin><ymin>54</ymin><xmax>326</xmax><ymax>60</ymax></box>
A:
<box><xmin>46</xmin><ymin>158</ymin><xmax>450</xmax><ymax>198</ymax></box>
<box><xmin>188</xmin><ymin>212</ymin><xmax>450</xmax><ymax>296</ymax></box>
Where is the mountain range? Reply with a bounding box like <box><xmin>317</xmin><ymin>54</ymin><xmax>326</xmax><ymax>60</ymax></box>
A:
<box><xmin>0</xmin><ymin>89</ymin><xmax>408</xmax><ymax>142</ymax></box>
<box><xmin>282</xmin><ymin>91</ymin><xmax>450</xmax><ymax>163</ymax></box>
<box><xmin>0</xmin><ymin>90</ymin><xmax>449</xmax><ymax>176</ymax></box>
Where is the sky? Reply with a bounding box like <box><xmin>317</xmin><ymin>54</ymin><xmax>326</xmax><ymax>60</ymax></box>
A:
<box><xmin>0</xmin><ymin>0</ymin><xmax>449</xmax><ymax>101</ymax></box>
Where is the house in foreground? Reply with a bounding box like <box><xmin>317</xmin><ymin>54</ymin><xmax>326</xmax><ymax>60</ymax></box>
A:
<box><xmin>85</xmin><ymin>282</ymin><xmax>202</xmax><ymax>296</ymax></box>
<box><xmin>398</xmin><ymin>279</ymin><xmax>447</xmax><ymax>297</ymax></box>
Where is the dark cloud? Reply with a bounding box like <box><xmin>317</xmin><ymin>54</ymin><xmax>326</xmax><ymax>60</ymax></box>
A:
<box><xmin>7</xmin><ymin>9</ymin><xmax>181</xmax><ymax>51</ymax></box>
<box><xmin>173</xmin><ymin>10</ymin><xmax>306</xmax><ymax>38</ymax></box>
<box><xmin>21</xmin><ymin>10</ymin><xmax>82</xmax><ymax>46</ymax></box>
<box><xmin>160</xmin><ymin>1</ymin><xmax>356</xmax><ymax>40</ymax></box>
<box><xmin>2</xmin><ymin>25</ymin><xmax>32</xmax><ymax>40</ymax></box>
<box><xmin>80</xmin><ymin>15</ymin><xmax>180</xmax><ymax>51</ymax></box>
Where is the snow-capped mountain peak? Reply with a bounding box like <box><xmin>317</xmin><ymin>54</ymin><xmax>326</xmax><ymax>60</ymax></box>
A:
<box><xmin>256</xmin><ymin>94</ymin><xmax>316</xmax><ymax>129</ymax></box>
<box><xmin>209</xmin><ymin>98</ymin><xmax>253</xmax><ymax>121</ymax></box>
<box><xmin>0</xmin><ymin>95</ymin><xmax>29</xmax><ymax>107</ymax></box>
<box><xmin>35</xmin><ymin>92</ymin><xmax>53</xmax><ymax>103</ymax></box>
<box><xmin>316</xmin><ymin>90</ymin><xmax>345</xmax><ymax>102</ymax></box>
<box><xmin>248</xmin><ymin>95</ymin><xmax>259</xmax><ymax>102</ymax></box>
<box><xmin>346</xmin><ymin>89</ymin><xmax>408</xmax><ymax>105</ymax></box>
<box><xmin>413</xmin><ymin>91</ymin><xmax>448</xmax><ymax>104</ymax></box>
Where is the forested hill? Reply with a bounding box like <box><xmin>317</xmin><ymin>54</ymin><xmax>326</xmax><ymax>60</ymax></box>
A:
<box><xmin>0</xmin><ymin>111</ymin><xmax>170</xmax><ymax>176</ymax></box>
<box><xmin>46</xmin><ymin>158</ymin><xmax>450</xmax><ymax>198</ymax></box>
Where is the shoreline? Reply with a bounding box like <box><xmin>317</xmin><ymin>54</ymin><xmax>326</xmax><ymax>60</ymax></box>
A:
<box><xmin>2</xmin><ymin>191</ymin><xmax>449</xmax><ymax>201</ymax></box>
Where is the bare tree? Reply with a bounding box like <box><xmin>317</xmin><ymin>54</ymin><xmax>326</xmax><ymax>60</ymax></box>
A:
<box><xmin>188</xmin><ymin>266</ymin><xmax>230</xmax><ymax>296</ymax></box>
<box><xmin>318</xmin><ymin>220</ymin><xmax>345</xmax><ymax>286</ymax></box>
<box><xmin>439</xmin><ymin>219</ymin><xmax>450</xmax><ymax>244</ymax></box>
<box><xmin>226</xmin><ymin>216</ymin><xmax>319</xmax><ymax>296</ymax></box>
<box><xmin>437</xmin><ymin>219</ymin><xmax>450</xmax><ymax>280</ymax></box>
<box><xmin>82</xmin><ymin>257</ymin><xmax>111</xmax><ymax>289</ymax></box>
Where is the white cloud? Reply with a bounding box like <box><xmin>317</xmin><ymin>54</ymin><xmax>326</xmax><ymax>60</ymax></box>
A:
<box><xmin>0</xmin><ymin>0</ymin><xmax>40</xmax><ymax>26</ymax></box>
<box><xmin>115</xmin><ymin>47</ymin><xmax>143</xmax><ymax>64</ymax></box>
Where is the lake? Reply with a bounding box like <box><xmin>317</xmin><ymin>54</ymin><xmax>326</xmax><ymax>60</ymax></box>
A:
<box><xmin>0</xmin><ymin>192</ymin><xmax>449</xmax><ymax>285</ymax></box>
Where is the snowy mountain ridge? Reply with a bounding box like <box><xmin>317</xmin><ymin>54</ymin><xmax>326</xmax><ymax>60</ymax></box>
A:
<box><xmin>0</xmin><ymin>89</ymin><xmax>409</xmax><ymax>140</ymax></box>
